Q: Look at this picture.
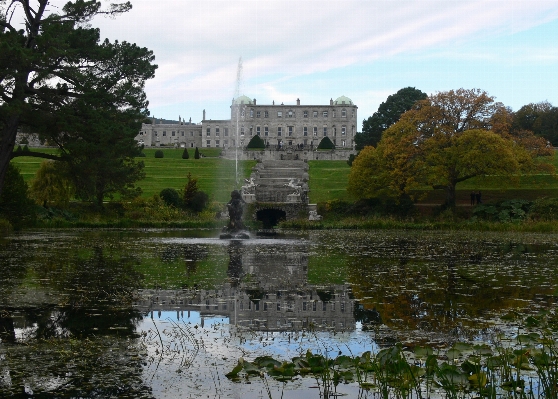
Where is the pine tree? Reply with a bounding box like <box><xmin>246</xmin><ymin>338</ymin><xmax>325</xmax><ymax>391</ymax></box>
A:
<box><xmin>182</xmin><ymin>147</ymin><xmax>190</xmax><ymax>159</ymax></box>
<box><xmin>194</xmin><ymin>147</ymin><xmax>200</xmax><ymax>159</ymax></box>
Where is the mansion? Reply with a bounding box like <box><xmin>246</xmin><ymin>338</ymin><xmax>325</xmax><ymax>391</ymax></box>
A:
<box><xmin>136</xmin><ymin>95</ymin><xmax>358</xmax><ymax>150</ymax></box>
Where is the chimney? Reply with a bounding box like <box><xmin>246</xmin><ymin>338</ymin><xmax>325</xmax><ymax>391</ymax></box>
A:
<box><xmin>203</xmin><ymin>109</ymin><xmax>206</xmax><ymax>120</ymax></box>
<box><xmin>297</xmin><ymin>98</ymin><xmax>300</xmax><ymax>106</ymax></box>
<box><xmin>330</xmin><ymin>98</ymin><xmax>333</xmax><ymax>106</ymax></box>
<box><xmin>254</xmin><ymin>98</ymin><xmax>257</xmax><ymax>105</ymax></box>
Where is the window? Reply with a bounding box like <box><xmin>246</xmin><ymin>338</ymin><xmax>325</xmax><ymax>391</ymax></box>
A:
<box><xmin>303</xmin><ymin>302</ymin><xmax>307</xmax><ymax>311</ymax></box>
<box><xmin>264</xmin><ymin>126</ymin><xmax>269</xmax><ymax>136</ymax></box>
<box><xmin>256</xmin><ymin>111</ymin><xmax>260</xmax><ymax>118</ymax></box>
<box><xmin>341</xmin><ymin>303</ymin><xmax>345</xmax><ymax>312</ymax></box>
<box><xmin>277</xmin><ymin>111</ymin><xmax>282</xmax><ymax>118</ymax></box>
<box><xmin>250</xmin><ymin>109</ymin><xmax>254</xmax><ymax>117</ymax></box>
<box><xmin>303</xmin><ymin>111</ymin><xmax>308</xmax><ymax>118</ymax></box>
<box><xmin>206</xmin><ymin>140</ymin><xmax>211</xmax><ymax>146</ymax></box>
<box><xmin>341</xmin><ymin>126</ymin><xmax>346</xmax><ymax>136</ymax></box>
<box><xmin>277</xmin><ymin>127</ymin><xmax>282</xmax><ymax>136</ymax></box>
<box><xmin>323</xmin><ymin>111</ymin><xmax>328</xmax><ymax>118</ymax></box>
<box><xmin>264</xmin><ymin>111</ymin><xmax>269</xmax><ymax>118</ymax></box>
<box><xmin>224</xmin><ymin>128</ymin><xmax>229</xmax><ymax>136</ymax></box>
<box><xmin>303</xmin><ymin>127</ymin><xmax>308</xmax><ymax>136</ymax></box>
<box><xmin>172</xmin><ymin>131</ymin><xmax>175</xmax><ymax>136</ymax></box>
<box><xmin>313</xmin><ymin>302</ymin><xmax>317</xmax><ymax>311</ymax></box>
<box><xmin>323</xmin><ymin>127</ymin><xmax>327</xmax><ymax>136</ymax></box>
<box><xmin>256</xmin><ymin>126</ymin><xmax>261</xmax><ymax>135</ymax></box>
<box><xmin>215</xmin><ymin>140</ymin><xmax>220</xmax><ymax>147</ymax></box>
<box><xmin>163</xmin><ymin>131</ymin><xmax>167</xmax><ymax>136</ymax></box>
<box><xmin>224</xmin><ymin>139</ymin><xmax>228</xmax><ymax>145</ymax></box>
<box><xmin>333</xmin><ymin>127</ymin><xmax>336</xmax><ymax>136</ymax></box>
<box><xmin>342</xmin><ymin>139</ymin><xmax>346</xmax><ymax>147</ymax></box>
<box><xmin>288</xmin><ymin>110</ymin><xmax>294</xmax><ymax>118</ymax></box>
<box><xmin>313</xmin><ymin>127</ymin><xmax>317</xmax><ymax>136</ymax></box>
<box><xmin>216</xmin><ymin>127</ymin><xmax>220</xmax><ymax>134</ymax></box>
<box><xmin>250</xmin><ymin>127</ymin><xmax>253</xmax><ymax>136</ymax></box>
<box><xmin>190</xmin><ymin>131</ymin><xmax>194</xmax><ymax>137</ymax></box>
<box><xmin>264</xmin><ymin>302</ymin><xmax>268</xmax><ymax>311</ymax></box>
<box><xmin>288</xmin><ymin>126</ymin><xmax>293</xmax><ymax>136</ymax></box>
<box><xmin>181</xmin><ymin>131</ymin><xmax>184</xmax><ymax>136</ymax></box>
<box><xmin>332</xmin><ymin>111</ymin><xmax>336</xmax><ymax>118</ymax></box>
<box><xmin>240</xmin><ymin>126</ymin><xmax>244</xmax><ymax>136</ymax></box>
<box><xmin>342</xmin><ymin>109</ymin><xmax>346</xmax><ymax>118</ymax></box>
<box><xmin>313</xmin><ymin>111</ymin><xmax>318</xmax><ymax>117</ymax></box>
<box><xmin>241</xmin><ymin>109</ymin><xmax>245</xmax><ymax>117</ymax></box>
<box><xmin>190</xmin><ymin>143</ymin><xmax>194</xmax><ymax>147</ymax></box>
<box><xmin>277</xmin><ymin>302</ymin><xmax>281</xmax><ymax>311</ymax></box>
<box><xmin>206</xmin><ymin>128</ymin><xmax>210</xmax><ymax>136</ymax></box>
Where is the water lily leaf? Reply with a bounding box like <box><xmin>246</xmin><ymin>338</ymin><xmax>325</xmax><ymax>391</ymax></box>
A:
<box><xmin>360</xmin><ymin>382</ymin><xmax>376</xmax><ymax>390</ymax></box>
<box><xmin>468</xmin><ymin>372</ymin><xmax>487</xmax><ymax>388</ymax></box>
<box><xmin>474</xmin><ymin>344</ymin><xmax>493</xmax><ymax>356</ymax></box>
<box><xmin>453</xmin><ymin>342</ymin><xmax>472</xmax><ymax>351</ymax></box>
<box><xmin>243</xmin><ymin>360</ymin><xmax>262</xmax><ymax>376</ymax></box>
<box><xmin>414</xmin><ymin>346</ymin><xmax>434</xmax><ymax>359</ymax></box>
<box><xmin>446</xmin><ymin>348</ymin><xmax>462</xmax><ymax>361</ymax></box>
<box><xmin>254</xmin><ymin>356</ymin><xmax>281</xmax><ymax>369</ymax></box>
<box><xmin>225</xmin><ymin>359</ymin><xmax>244</xmax><ymax>379</ymax></box>
<box><xmin>334</xmin><ymin>355</ymin><xmax>353</xmax><ymax>368</ymax></box>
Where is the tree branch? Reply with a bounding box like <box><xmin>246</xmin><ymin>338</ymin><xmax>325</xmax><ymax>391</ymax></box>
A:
<box><xmin>10</xmin><ymin>151</ymin><xmax>61</xmax><ymax>161</ymax></box>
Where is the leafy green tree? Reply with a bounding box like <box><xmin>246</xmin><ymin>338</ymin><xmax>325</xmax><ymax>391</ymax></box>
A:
<box><xmin>349</xmin><ymin>89</ymin><xmax>554</xmax><ymax>208</ymax></box>
<box><xmin>0</xmin><ymin>0</ymin><xmax>156</xmax><ymax>197</ymax></box>
<box><xmin>194</xmin><ymin>147</ymin><xmax>200</xmax><ymax>159</ymax></box>
<box><xmin>317</xmin><ymin>136</ymin><xmax>335</xmax><ymax>149</ymax></box>
<box><xmin>55</xmin><ymin>104</ymin><xmax>146</xmax><ymax>207</ymax></box>
<box><xmin>355</xmin><ymin>87</ymin><xmax>427</xmax><ymax>149</ymax></box>
<box><xmin>0</xmin><ymin>163</ymin><xmax>35</xmax><ymax>228</ymax></box>
<box><xmin>182</xmin><ymin>147</ymin><xmax>190</xmax><ymax>159</ymax></box>
<box><xmin>30</xmin><ymin>160</ymin><xmax>74</xmax><ymax>207</ymax></box>
<box><xmin>246</xmin><ymin>134</ymin><xmax>265</xmax><ymax>149</ymax></box>
<box><xmin>182</xmin><ymin>172</ymin><xmax>199</xmax><ymax>207</ymax></box>
<box><xmin>154</xmin><ymin>149</ymin><xmax>164</xmax><ymax>158</ymax></box>
<box><xmin>514</xmin><ymin>102</ymin><xmax>558</xmax><ymax>146</ymax></box>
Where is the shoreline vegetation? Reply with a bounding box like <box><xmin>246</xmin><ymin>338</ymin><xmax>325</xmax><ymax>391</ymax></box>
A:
<box><xmin>4</xmin><ymin>147</ymin><xmax>558</xmax><ymax>233</ymax></box>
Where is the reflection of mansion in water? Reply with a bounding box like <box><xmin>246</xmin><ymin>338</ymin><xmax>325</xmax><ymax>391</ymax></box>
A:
<box><xmin>135</xmin><ymin>95</ymin><xmax>358</xmax><ymax>151</ymax></box>
<box><xmin>134</xmin><ymin>249</ymin><xmax>355</xmax><ymax>331</ymax></box>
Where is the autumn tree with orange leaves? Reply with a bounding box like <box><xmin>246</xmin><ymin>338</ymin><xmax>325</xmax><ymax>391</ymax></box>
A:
<box><xmin>348</xmin><ymin>88</ymin><xmax>554</xmax><ymax>208</ymax></box>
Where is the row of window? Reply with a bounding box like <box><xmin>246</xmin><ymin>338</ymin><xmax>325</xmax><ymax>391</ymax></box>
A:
<box><xmin>240</xmin><ymin>109</ymin><xmax>353</xmax><ymax>119</ymax></box>
<box><xmin>143</xmin><ymin>131</ymin><xmax>200</xmax><ymax>137</ymax></box>
<box><xmin>239</xmin><ymin>301</ymin><xmax>347</xmax><ymax>312</ymax></box>
<box><xmin>206</xmin><ymin>126</ymin><xmax>352</xmax><ymax>137</ymax></box>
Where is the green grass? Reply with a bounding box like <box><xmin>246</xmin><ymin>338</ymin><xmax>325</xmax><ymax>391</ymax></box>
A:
<box><xmin>10</xmin><ymin>148</ymin><xmax>558</xmax><ymax>206</ymax></box>
<box><xmin>307</xmin><ymin>160</ymin><xmax>352</xmax><ymax>203</ymax></box>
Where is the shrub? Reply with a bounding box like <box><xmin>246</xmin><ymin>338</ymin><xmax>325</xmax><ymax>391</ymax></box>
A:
<box><xmin>159</xmin><ymin>188</ymin><xmax>182</xmax><ymax>208</ymax></box>
<box><xmin>189</xmin><ymin>191</ymin><xmax>209</xmax><ymax>213</ymax></box>
<box><xmin>246</xmin><ymin>134</ymin><xmax>265</xmax><ymax>149</ymax></box>
<box><xmin>137</xmin><ymin>152</ymin><xmax>146</xmax><ymax>157</ymax></box>
<box><xmin>23</xmin><ymin>145</ymin><xmax>29</xmax><ymax>152</ymax></box>
<box><xmin>154</xmin><ymin>149</ymin><xmax>164</xmax><ymax>158</ymax></box>
<box><xmin>0</xmin><ymin>163</ymin><xmax>36</xmax><ymax>229</ymax></box>
<box><xmin>529</xmin><ymin>197</ymin><xmax>558</xmax><ymax>221</ymax></box>
<box><xmin>194</xmin><ymin>147</ymin><xmax>200</xmax><ymax>159</ymax></box>
<box><xmin>317</xmin><ymin>136</ymin><xmax>335</xmax><ymax>150</ymax></box>
<box><xmin>472</xmin><ymin>199</ymin><xmax>531</xmax><ymax>222</ymax></box>
<box><xmin>182</xmin><ymin>148</ymin><xmax>190</xmax><ymax>159</ymax></box>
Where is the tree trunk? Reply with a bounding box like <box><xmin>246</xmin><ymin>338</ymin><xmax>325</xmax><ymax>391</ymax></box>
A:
<box><xmin>0</xmin><ymin>117</ymin><xmax>21</xmax><ymax>197</ymax></box>
<box><xmin>445</xmin><ymin>182</ymin><xmax>457</xmax><ymax>209</ymax></box>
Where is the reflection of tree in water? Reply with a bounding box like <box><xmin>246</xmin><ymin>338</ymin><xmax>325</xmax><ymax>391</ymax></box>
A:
<box><xmin>160</xmin><ymin>244</ymin><xmax>209</xmax><ymax>280</ymax></box>
<box><xmin>0</xmin><ymin>247</ymin><xmax>153</xmax><ymax>397</ymax></box>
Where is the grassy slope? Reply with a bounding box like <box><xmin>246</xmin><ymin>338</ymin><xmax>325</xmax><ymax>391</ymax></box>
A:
<box><xmin>10</xmin><ymin>148</ymin><xmax>558</xmax><ymax>205</ymax></box>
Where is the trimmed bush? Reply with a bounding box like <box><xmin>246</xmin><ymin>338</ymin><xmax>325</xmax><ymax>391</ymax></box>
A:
<box><xmin>188</xmin><ymin>191</ymin><xmax>209</xmax><ymax>213</ymax></box>
<box><xmin>317</xmin><ymin>136</ymin><xmax>335</xmax><ymax>150</ymax></box>
<box><xmin>246</xmin><ymin>134</ymin><xmax>265</xmax><ymax>149</ymax></box>
<box><xmin>182</xmin><ymin>148</ymin><xmax>190</xmax><ymax>159</ymax></box>
<box><xmin>194</xmin><ymin>147</ymin><xmax>200</xmax><ymax>159</ymax></box>
<box><xmin>159</xmin><ymin>188</ymin><xmax>182</xmax><ymax>208</ymax></box>
<box><xmin>154</xmin><ymin>149</ymin><xmax>164</xmax><ymax>158</ymax></box>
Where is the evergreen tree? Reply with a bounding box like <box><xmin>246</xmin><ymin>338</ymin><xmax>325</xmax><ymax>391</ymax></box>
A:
<box><xmin>317</xmin><ymin>136</ymin><xmax>335</xmax><ymax>150</ymax></box>
<box><xmin>246</xmin><ymin>134</ymin><xmax>265</xmax><ymax>149</ymax></box>
<box><xmin>194</xmin><ymin>147</ymin><xmax>200</xmax><ymax>159</ymax></box>
<box><xmin>182</xmin><ymin>147</ymin><xmax>190</xmax><ymax>159</ymax></box>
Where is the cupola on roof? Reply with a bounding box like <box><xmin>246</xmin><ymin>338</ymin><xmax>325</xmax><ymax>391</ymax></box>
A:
<box><xmin>334</xmin><ymin>95</ymin><xmax>353</xmax><ymax>105</ymax></box>
<box><xmin>233</xmin><ymin>95</ymin><xmax>253</xmax><ymax>105</ymax></box>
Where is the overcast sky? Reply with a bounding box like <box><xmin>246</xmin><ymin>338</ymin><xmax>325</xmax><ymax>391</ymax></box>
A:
<box><xmin>39</xmin><ymin>1</ymin><xmax>558</xmax><ymax>128</ymax></box>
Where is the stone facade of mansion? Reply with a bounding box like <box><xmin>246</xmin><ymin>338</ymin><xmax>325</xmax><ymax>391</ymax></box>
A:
<box><xmin>135</xmin><ymin>95</ymin><xmax>358</xmax><ymax>151</ymax></box>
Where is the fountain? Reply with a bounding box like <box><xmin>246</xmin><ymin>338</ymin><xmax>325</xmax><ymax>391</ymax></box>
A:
<box><xmin>219</xmin><ymin>189</ymin><xmax>249</xmax><ymax>239</ymax></box>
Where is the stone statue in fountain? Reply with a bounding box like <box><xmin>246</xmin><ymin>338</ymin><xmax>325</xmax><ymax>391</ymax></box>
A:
<box><xmin>220</xmin><ymin>190</ymin><xmax>250</xmax><ymax>239</ymax></box>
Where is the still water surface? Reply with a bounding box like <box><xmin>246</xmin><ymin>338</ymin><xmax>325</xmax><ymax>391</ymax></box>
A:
<box><xmin>1</xmin><ymin>229</ymin><xmax>557</xmax><ymax>397</ymax></box>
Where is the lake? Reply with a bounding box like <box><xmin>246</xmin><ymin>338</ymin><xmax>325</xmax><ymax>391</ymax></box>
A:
<box><xmin>1</xmin><ymin>229</ymin><xmax>557</xmax><ymax>398</ymax></box>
